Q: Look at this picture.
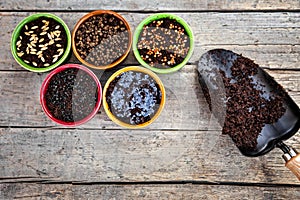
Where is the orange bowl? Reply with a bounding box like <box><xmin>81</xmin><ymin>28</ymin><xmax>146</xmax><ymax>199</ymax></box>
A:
<box><xmin>72</xmin><ymin>10</ymin><xmax>132</xmax><ymax>70</ymax></box>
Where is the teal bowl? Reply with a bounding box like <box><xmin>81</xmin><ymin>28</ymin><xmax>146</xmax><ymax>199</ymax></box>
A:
<box><xmin>133</xmin><ymin>13</ymin><xmax>194</xmax><ymax>74</ymax></box>
<box><xmin>11</xmin><ymin>13</ymin><xmax>72</xmax><ymax>72</ymax></box>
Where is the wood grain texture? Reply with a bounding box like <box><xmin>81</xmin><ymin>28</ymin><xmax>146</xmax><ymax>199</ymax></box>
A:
<box><xmin>2</xmin><ymin>12</ymin><xmax>300</xmax><ymax>70</ymax></box>
<box><xmin>1</xmin><ymin>0</ymin><xmax>299</xmax><ymax>11</ymax></box>
<box><xmin>1</xmin><ymin>183</ymin><xmax>300</xmax><ymax>199</ymax></box>
<box><xmin>0</xmin><ymin>66</ymin><xmax>299</xmax><ymax>129</ymax></box>
<box><xmin>0</xmin><ymin>128</ymin><xmax>299</xmax><ymax>184</ymax></box>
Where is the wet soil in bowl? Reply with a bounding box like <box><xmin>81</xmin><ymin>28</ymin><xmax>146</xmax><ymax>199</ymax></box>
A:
<box><xmin>74</xmin><ymin>13</ymin><xmax>129</xmax><ymax>66</ymax></box>
<box><xmin>106</xmin><ymin>71</ymin><xmax>162</xmax><ymax>125</ymax></box>
<box><xmin>137</xmin><ymin>18</ymin><xmax>190</xmax><ymax>69</ymax></box>
<box><xmin>45</xmin><ymin>68</ymin><xmax>98</xmax><ymax>122</ymax></box>
<box><xmin>16</xmin><ymin>17</ymin><xmax>67</xmax><ymax>68</ymax></box>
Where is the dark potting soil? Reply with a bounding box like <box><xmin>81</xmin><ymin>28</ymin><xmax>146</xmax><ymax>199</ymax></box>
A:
<box><xmin>106</xmin><ymin>71</ymin><xmax>162</xmax><ymax>125</ymax></box>
<box><xmin>16</xmin><ymin>17</ymin><xmax>67</xmax><ymax>68</ymax></box>
<box><xmin>74</xmin><ymin>13</ymin><xmax>129</xmax><ymax>66</ymax></box>
<box><xmin>202</xmin><ymin>56</ymin><xmax>287</xmax><ymax>151</ymax></box>
<box><xmin>137</xmin><ymin>18</ymin><xmax>190</xmax><ymax>69</ymax></box>
<box><xmin>45</xmin><ymin>68</ymin><xmax>98</xmax><ymax>123</ymax></box>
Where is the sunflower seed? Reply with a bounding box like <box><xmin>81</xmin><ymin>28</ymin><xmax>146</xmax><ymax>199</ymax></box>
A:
<box><xmin>52</xmin><ymin>57</ymin><xmax>58</xmax><ymax>63</ymax></box>
<box><xmin>49</xmin><ymin>40</ymin><xmax>54</xmax><ymax>45</ymax></box>
<box><xmin>16</xmin><ymin>40</ymin><xmax>21</xmax><ymax>46</ymax></box>
<box><xmin>17</xmin><ymin>52</ymin><xmax>24</xmax><ymax>57</ymax></box>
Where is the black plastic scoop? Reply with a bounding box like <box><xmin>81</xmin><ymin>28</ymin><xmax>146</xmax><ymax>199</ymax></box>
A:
<box><xmin>198</xmin><ymin>49</ymin><xmax>300</xmax><ymax>179</ymax></box>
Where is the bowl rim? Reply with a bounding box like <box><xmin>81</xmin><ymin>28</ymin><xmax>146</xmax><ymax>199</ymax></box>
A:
<box><xmin>40</xmin><ymin>63</ymin><xmax>102</xmax><ymax>126</ymax></box>
<box><xmin>72</xmin><ymin>10</ymin><xmax>132</xmax><ymax>70</ymax></box>
<box><xmin>11</xmin><ymin>13</ymin><xmax>72</xmax><ymax>73</ymax></box>
<box><xmin>132</xmin><ymin>13</ymin><xmax>194</xmax><ymax>74</ymax></box>
<box><xmin>103</xmin><ymin>66</ymin><xmax>166</xmax><ymax>129</ymax></box>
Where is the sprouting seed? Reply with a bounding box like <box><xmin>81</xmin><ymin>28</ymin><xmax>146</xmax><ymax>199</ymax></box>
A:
<box><xmin>55</xmin><ymin>25</ymin><xmax>60</xmax><ymax>29</ymax></box>
<box><xmin>40</xmin><ymin>32</ymin><xmax>47</xmax><ymax>35</ymax></box>
<box><xmin>44</xmin><ymin>63</ymin><xmax>50</xmax><ymax>67</ymax></box>
<box><xmin>31</xmin><ymin>26</ymin><xmax>38</xmax><ymax>29</ymax></box>
<box><xmin>41</xmin><ymin>57</ymin><xmax>45</xmax><ymax>62</ymax></box>
<box><xmin>32</xmin><ymin>62</ymin><xmax>37</xmax><ymax>67</ymax></box>
<box><xmin>39</xmin><ymin>38</ymin><xmax>44</xmax><ymax>43</ymax></box>
<box><xmin>24</xmin><ymin>60</ymin><xmax>30</xmax><ymax>63</ymax></box>
<box><xmin>25</xmin><ymin>25</ymin><xmax>28</xmax><ymax>30</ymax></box>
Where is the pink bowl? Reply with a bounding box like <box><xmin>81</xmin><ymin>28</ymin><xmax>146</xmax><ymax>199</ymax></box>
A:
<box><xmin>40</xmin><ymin>64</ymin><xmax>102</xmax><ymax>126</ymax></box>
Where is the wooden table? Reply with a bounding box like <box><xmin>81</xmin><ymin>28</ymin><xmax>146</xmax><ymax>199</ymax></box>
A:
<box><xmin>1</xmin><ymin>1</ymin><xmax>300</xmax><ymax>199</ymax></box>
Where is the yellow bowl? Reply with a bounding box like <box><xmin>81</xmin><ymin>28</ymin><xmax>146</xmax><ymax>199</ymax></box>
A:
<box><xmin>103</xmin><ymin>66</ymin><xmax>166</xmax><ymax>128</ymax></box>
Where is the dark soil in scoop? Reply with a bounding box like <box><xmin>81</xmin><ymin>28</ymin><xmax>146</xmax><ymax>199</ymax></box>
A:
<box><xmin>106</xmin><ymin>71</ymin><xmax>162</xmax><ymax>125</ymax></box>
<box><xmin>201</xmin><ymin>56</ymin><xmax>287</xmax><ymax>151</ymax></box>
<box><xmin>137</xmin><ymin>18</ymin><xmax>190</xmax><ymax>69</ymax></box>
<box><xmin>45</xmin><ymin>68</ymin><xmax>98</xmax><ymax>122</ymax></box>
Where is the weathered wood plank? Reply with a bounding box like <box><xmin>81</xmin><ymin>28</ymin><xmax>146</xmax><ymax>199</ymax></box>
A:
<box><xmin>1</xmin><ymin>0</ymin><xmax>299</xmax><ymax>11</ymax></box>
<box><xmin>1</xmin><ymin>183</ymin><xmax>300</xmax><ymax>199</ymax></box>
<box><xmin>0</xmin><ymin>128</ymin><xmax>299</xmax><ymax>184</ymax></box>
<box><xmin>0</xmin><ymin>66</ymin><xmax>299</xmax><ymax>129</ymax></box>
<box><xmin>2</xmin><ymin>12</ymin><xmax>300</xmax><ymax>70</ymax></box>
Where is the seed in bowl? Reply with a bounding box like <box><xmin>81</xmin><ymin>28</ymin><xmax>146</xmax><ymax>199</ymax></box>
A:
<box><xmin>16</xmin><ymin>17</ymin><xmax>67</xmax><ymax>68</ymax></box>
<box><xmin>137</xmin><ymin>18</ymin><xmax>190</xmax><ymax>69</ymax></box>
<box><xmin>106</xmin><ymin>71</ymin><xmax>162</xmax><ymax>125</ymax></box>
<box><xmin>74</xmin><ymin>13</ymin><xmax>129</xmax><ymax>66</ymax></box>
<box><xmin>45</xmin><ymin>68</ymin><xmax>98</xmax><ymax>123</ymax></box>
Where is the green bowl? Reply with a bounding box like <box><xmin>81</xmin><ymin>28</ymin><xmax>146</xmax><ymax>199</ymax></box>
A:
<box><xmin>11</xmin><ymin>13</ymin><xmax>72</xmax><ymax>72</ymax></box>
<box><xmin>133</xmin><ymin>13</ymin><xmax>194</xmax><ymax>74</ymax></box>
